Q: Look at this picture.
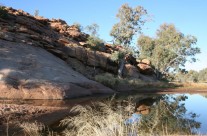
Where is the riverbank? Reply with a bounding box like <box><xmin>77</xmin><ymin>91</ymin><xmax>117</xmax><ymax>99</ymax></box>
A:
<box><xmin>0</xmin><ymin>103</ymin><xmax>69</xmax><ymax>135</ymax></box>
<box><xmin>0</xmin><ymin>96</ymin><xmax>109</xmax><ymax>135</ymax></box>
<box><xmin>115</xmin><ymin>82</ymin><xmax>207</xmax><ymax>94</ymax></box>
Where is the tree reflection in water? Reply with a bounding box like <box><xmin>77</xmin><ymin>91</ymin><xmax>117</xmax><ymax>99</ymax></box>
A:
<box><xmin>136</xmin><ymin>94</ymin><xmax>201</xmax><ymax>135</ymax></box>
<box><xmin>60</xmin><ymin>94</ymin><xmax>201</xmax><ymax>136</ymax></box>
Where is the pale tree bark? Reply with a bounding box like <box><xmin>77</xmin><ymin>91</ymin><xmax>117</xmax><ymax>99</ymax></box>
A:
<box><xmin>118</xmin><ymin>58</ymin><xmax>125</xmax><ymax>78</ymax></box>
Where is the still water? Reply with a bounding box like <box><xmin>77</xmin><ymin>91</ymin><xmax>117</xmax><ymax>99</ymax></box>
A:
<box><xmin>1</xmin><ymin>93</ymin><xmax>207</xmax><ymax>135</ymax></box>
<box><xmin>184</xmin><ymin>94</ymin><xmax>207</xmax><ymax>134</ymax></box>
<box><xmin>105</xmin><ymin>93</ymin><xmax>207</xmax><ymax>135</ymax></box>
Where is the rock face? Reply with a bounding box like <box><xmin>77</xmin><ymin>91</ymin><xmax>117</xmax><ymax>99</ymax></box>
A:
<box><xmin>0</xmin><ymin>40</ymin><xmax>114</xmax><ymax>99</ymax></box>
<box><xmin>0</xmin><ymin>7</ymin><xmax>157</xmax><ymax>99</ymax></box>
<box><xmin>0</xmin><ymin>7</ymin><xmax>118</xmax><ymax>79</ymax></box>
<box><xmin>123</xmin><ymin>64</ymin><xmax>140</xmax><ymax>78</ymax></box>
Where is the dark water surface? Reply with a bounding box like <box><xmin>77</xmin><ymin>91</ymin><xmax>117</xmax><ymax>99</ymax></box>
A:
<box><xmin>1</xmin><ymin>93</ymin><xmax>207</xmax><ymax>134</ymax></box>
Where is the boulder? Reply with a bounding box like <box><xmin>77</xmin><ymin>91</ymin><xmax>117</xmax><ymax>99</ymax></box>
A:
<box><xmin>79</xmin><ymin>42</ymin><xmax>88</xmax><ymax>47</ymax></box>
<box><xmin>125</xmin><ymin>54</ymin><xmax>137</xmax><ymax>65</ymax></box>
<box><xmin>136</xmin><ymin>104</ymin><xmax>150</xmax><ymax>115</ymax></box>
<box><xmin>0</xmin><ymin>40</ymin><xmax>114</xmax><ymax>99</ymax></box>
<box><xmin>142</xmin><ymin>59</ymin><xmax>151</xmax><ymax>65</ymax></box>
<box><xmin>137</xmin><ymin>63</ymin><xmax>154</xmax><ymax>75</ymax></box>
<box><xmin>123</xmin><ymin>64</ymin><xmax>140</xmax><ymax>78</ymax></box>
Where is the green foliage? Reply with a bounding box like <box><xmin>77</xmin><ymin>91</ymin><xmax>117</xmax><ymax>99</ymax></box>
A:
<box><xmin>198</xmin><ymin>68</ymin><xmax>207</xmax><ymax>82</ymax></box>
<box><xmin>185</xmin><ymin>70</ymin><xmax>199</xmax><ymax>82</ymax></box>
<box><xmin>110</xmin><ymin>3</ymin><xmax>147</xmax><ymax>78</ymax></box>
<box><xmin>85</xmin><ymin>23</ymin><xmax>99</xmax><ymax>37</ymax></box>
<box><xmin>137</xmin><ymin>23</ymin><xmax>200</xmax><ymax>79</ymax></box>
<box><xmin>94</xmin><ymin>73</ymin><xmax>173</xmax><ymax>90</ymax></box>
<box><xmin>86</xmin><ymin>36</ymin><xmax>105</xmax><ymax>51</ymax></box>
<box><xmin>175</xmin><ymin>68</ymin><xmax>207</xmax><ymax>82</ymax></box>
<box><xmin>72</xmin><ymin>22</ymin><xmax>83</xmax><ymax>31</ymax></box>
<box><xmin>110</xmin><ymin>3</ymin><xmax>147</xmax><ymax>47</ymax></box>
<box><xmin>110</xmin><ymin>50</ymin><xmax>126</xmax><ymax>62</ymax></box>
<box><xmin>95</xmin><ymin>73</ymin><xmax>120</xmax><ymax>88</ymax></box>
<box><xmin>137</xmin><ymin>35</ymin><xmax>155</xmax><ymax>58</ymax></box>
<box><xmin>0</xmin><ymin>6</ymin><xmax>8</xmax><ymax>19</ymax></box>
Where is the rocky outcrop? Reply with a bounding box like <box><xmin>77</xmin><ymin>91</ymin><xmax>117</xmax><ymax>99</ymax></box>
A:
<box><xmin>137</xmin><ymin>59</ymin><xmax>154</xmax><ymax>75</ymax></box>
<box><xmin>0</xmin><ymin>7</ymin><xmax>118</xmax><ymax>78</ymax></box>
<box><xmin>0</xmin><ymin>39</ymin><xmax>114</xmax><ymax>99</ymax></box>
<box><xmin>0</xmin><ymin>7</ymin><xmax>158</xmax><ymax>99</ymax></box>
<box><xmin>123</xmin><ymin>64</ymin><xmax>140</xmax><ymax>78</ymax></box>
<box><xmin>63</xmin><ymin>45</ymin><xmax>118</xmax><ymax>73</ymax></box>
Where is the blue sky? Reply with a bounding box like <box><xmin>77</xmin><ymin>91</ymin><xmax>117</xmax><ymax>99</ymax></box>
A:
<box><xmin>1</xmin><ymin>0</ymin><xmax>206</xmax><ymax>71</ymax></box>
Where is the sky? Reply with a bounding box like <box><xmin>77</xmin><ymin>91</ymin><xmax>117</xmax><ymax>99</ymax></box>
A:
<box><xmin>1</xmin><ymin>0</ymin><xmax>206</xmax><ymax>71</ymax></box>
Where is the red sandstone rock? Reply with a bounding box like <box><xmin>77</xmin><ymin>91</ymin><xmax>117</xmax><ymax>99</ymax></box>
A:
<box><xmin>123</xmin><ymin>64</ymin><xmax>140</xmax><ymax>78</ymax></box>
<box><xmin>142</xmin><ymin>59</ymin><xmax>151</xmax><ymax>65</ymax></box>
<box><xmin>137</xmin><ymin>63</ymin><xmax>154</xmax><ymax>75</ymax></box>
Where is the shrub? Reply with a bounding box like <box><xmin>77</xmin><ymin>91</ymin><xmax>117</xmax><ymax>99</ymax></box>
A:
<box><xmin>110</xmin><ymin>51</ymin><xmax>125</xmax><ymax>62</ymax></box>
<box><xmin>0</xmin><ymin>6</ymin><xmax>8</xmax><ymax>19</ymax></box>
<box><xmin>72</xmin><ymin>22</ymin><xmax>83</xmax><ymax>32</ymax></box>
<box><xmin>95</xmin><ymin>73</ymin><xmax>119</xmax><ymax>88</ymax></box>
<box><xmin>95</xmin><ymin>73</ymin><xmax>147</xmax><ymax>89</ymax></box>
<box><xmin>86</xmin><ymin>36</ymin><xmax>105</xmax><ymax>51</ymax></box>
<box><xmin>95</xmin><ymin>73</ymin><xmax>145</xmax><ymax>89</ymax></box>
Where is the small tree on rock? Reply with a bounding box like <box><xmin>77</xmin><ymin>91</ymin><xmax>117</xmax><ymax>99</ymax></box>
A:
<box><xmin>85</xmin><ymin>23</ymin><xmax>99</xmax><ymax>37</ymax></box>
<box><xmin>110</xmin><ymin>3</ymin><xmax>147</xmax><ymax>78</ymax></box>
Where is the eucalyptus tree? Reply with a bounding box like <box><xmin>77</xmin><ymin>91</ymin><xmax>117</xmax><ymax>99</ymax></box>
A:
<box><xmin>85</xmin><ymin>23</ymin><xmax>99</xmax><ymax>37</ymax></box>
<box><xmin>138</xmin><ymin>23</ymin><xmax>200</xmax><ymax>79</ymax></box>
<box><xmin>85</xmin><ymin>23</ymin><xmax>105</xmax><ymax>51</ymax></box>
<box><xmin>110</xmin><ymin>3</ymin><xmax>147</xmax><ymax>78</ymax></box>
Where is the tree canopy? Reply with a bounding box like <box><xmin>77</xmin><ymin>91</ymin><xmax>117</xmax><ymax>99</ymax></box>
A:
<box><xmin>137</xmin><ymin>23</ymin><xmax>200</xmax><ymax>79</ymax></box>
<box><xmin>85</xmin><ymin>23</ymin><xmax>99</xmax><ymax>37</ymax></box>
<box><xmin>110</xmin><ymin>3</ymin><xmax>147</xmax><ymax>47</ymax></box>
<box><xmin>175</xmin><ymin>68</ymin><xmax>207</xmax><ymax>82</ymax></box>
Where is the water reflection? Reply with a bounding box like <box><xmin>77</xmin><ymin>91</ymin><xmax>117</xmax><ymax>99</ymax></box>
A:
<box><xmin>0</xmin><ymin>93</ymin><xmax>205</xmax><ymax>135</ymax></box>
<box><xmin>119</xmin><ymin>94</ymin><xmax>201</xmax><ymax>135</ymax></box>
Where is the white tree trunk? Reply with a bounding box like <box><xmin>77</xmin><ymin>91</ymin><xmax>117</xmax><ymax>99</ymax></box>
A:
<box><xmin>118</xmin><ymin>59</ymin><xmax>125</xmax><ymax>78</ymax></box>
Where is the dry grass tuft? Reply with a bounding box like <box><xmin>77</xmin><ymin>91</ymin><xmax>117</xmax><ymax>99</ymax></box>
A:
<box><xmin>19</xmin><ymin>122</ymin><xmax>45</xmax><ymax>136</ymax></box>
<box><xmin>60</xmin><ymin>99</ymin><xmax>139</xmax><ymax>136</ymax></box>
<box><xmin>19</xmin><ymin>121</ymin><xmax>56</xmax><ymax>136</ymax></box>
